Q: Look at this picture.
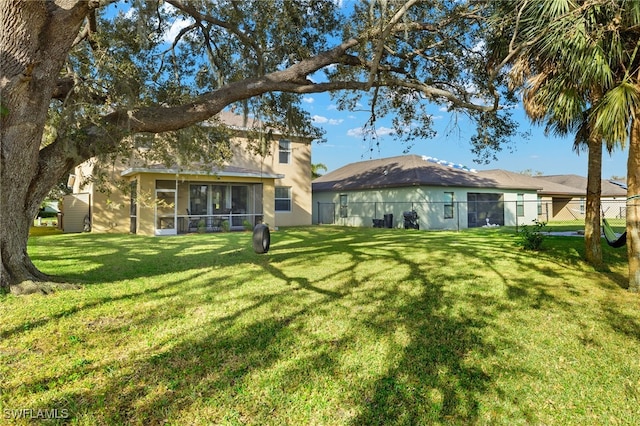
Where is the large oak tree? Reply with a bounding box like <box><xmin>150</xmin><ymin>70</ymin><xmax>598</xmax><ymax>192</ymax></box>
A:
<box><xmin>1</xmin><ymin>0</ymin><xmax>517</xmax><ymax>293</ymax></box>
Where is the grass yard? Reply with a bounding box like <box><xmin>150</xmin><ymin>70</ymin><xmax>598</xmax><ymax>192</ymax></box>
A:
<box><xmin>1</xmin><ymin>226</ymin><xmax>638</xmax><ymax>425</ymax></box>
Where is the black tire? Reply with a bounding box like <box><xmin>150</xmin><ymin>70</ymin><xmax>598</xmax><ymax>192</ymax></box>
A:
<box><xmin>252</xmin><ymin>224</ymin><xmax>270</xmax><ymax>254</ymax></box>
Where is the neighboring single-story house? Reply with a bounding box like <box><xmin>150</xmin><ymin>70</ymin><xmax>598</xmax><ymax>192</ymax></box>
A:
<box><xmin>64</xmin><ymin>111</ymin><xmax>314</xmax><ymax>236</ymax></box>
<box><xmin>312</xmin><ymin>155</ymin><xmax>543</xmax><ymax>230</ymax></box>
<box><xmin>533</xmin><ymin>174</ymin><xmax>628</xmax><ymax>221</ymax></box>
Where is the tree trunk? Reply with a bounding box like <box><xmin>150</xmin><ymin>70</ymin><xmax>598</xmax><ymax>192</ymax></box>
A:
<box><xmin>627</xmin><ymin>118</ymin><xmax>640</xmax><ymax>292</ymax></box>
<box><xmin>584</xmin><ymin>132</ymin><xmax>603</xmax><ymax>267</ymax></box>
<box><xmin>1</xmin><ymin>1</ymin><xmax>89</xmax><ymax>293</ymax></box>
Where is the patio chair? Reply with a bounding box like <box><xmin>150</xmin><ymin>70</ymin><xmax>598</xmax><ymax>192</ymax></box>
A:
<box><xmin>186</xmin><ymin>209</ymin><xmax>200</xmax><ymax>232</ymax></box>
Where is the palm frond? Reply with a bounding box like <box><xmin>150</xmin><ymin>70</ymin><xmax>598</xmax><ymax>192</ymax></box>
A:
<box><xmin>593</xmin><ymin>81</ymin><xmax>640</xmax><ymax>148</ymax></box>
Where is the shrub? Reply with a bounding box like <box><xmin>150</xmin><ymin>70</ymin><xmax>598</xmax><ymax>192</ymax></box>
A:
<box><xmin>221</xmin><ymin>220</ymin><xmax>230</xmax><ymax>232</ymax></box>
<box><xmin>518</xmin><ymin>219</ymin><xmax>547</xmax><ymax>250</ymax></box>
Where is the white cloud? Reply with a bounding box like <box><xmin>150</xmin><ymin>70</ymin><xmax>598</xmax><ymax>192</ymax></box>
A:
<box><xmin>347</xmin><ymin>126</ymin><xmax>395</xmax><ymax>137</ymax></box>
<box><xmin>312</xmin><ymin>115</ymin><xmax>343</xmax><ymax>125</ymax></box>
<box><xmin>471</xmin><ymin>40</ymin><xmax>486</xmax><ymax>54</ymax></box>
<box><xmin>303</xmin><ymin>97</ymin><xmax>315</xmax><ymax>104</ymax></box>
<box><xmin>375</xmin><ymin>126</ymin><xmax>395</xmax><ymax>136</ymax></box>
<box><xmin>164</xmin><ymin>17</ymin><xmax>194</xmax><ymax>43</ymax></box>
<box><xmin>157</xmin><ymin>2</ymin><xmax>195</xmax><ymax>43</ymax></box>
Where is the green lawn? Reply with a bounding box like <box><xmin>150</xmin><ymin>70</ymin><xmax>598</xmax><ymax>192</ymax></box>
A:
<box><xmin>1</xmin><ymin>227</ymin><xmax>638</xmax><ymax>425</ymax></box>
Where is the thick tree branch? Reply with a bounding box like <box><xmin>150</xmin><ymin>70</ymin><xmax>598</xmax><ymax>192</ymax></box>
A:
<box><xmin>40</xmin><ymin>24</ymin><xmax>500</xmax><ymax>180</ymax></box>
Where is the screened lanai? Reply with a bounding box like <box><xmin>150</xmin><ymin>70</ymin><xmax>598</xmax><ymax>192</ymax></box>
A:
<box><xmin>122</xmin><ymin>166</ymin><xmax>281</xmax><ymax>236</ymax></box>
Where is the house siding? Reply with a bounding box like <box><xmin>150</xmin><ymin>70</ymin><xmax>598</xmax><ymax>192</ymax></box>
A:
<box><xmin>312</xmin><ymin>186</ymin><xmax>539</xmax><ymax>230</ymax></box>
<box><xmin>230</xmin><ymin>135</ymin><xmax>312</xmax><ymax>227</ymax></box>
<box><xmin>67</xmin><ymin>113</ymin><xmax>313</xmax><ymax>236</ymax></box>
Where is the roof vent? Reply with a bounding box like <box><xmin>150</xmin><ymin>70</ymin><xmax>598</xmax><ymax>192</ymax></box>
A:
<box><xmin>421</xmin><ymin>156</ymin><xmax>477</xmax><ymax>173</ymax></box>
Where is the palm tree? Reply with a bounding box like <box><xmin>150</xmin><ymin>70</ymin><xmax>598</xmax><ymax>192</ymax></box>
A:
<box><xmin>491</xmin><ymin>0</ymin><xmax>640</xmax><ymax>289</ymax></box>
<box><xmin>311</xmin><ymin>163</ymin><xmax>328</xmax><ymax>179</ymax></box>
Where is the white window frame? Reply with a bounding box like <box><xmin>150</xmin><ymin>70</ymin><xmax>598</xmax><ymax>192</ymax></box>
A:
<box><xmin>275</xmin><ymin>186</ymin><xmax>292</xmax><ymax>212</ymax></box>
<box><xmin>444</xmin><ymin>192</ymin><xmax>454</xmax><ymax>219</ymax></box>
<box><xmin>278</xmin><ymin>139</ymin><xmax>291</xmax><ymax>164</ymax></box>
<box><xmin>516</xmin><ymin>193</ymin><xmax>525</xmax><ymax>217</ymax></box>
<box><xmin>339</xmin><ymin>194</ymin><xmax>348</xmax><ymax>218</ymax></box>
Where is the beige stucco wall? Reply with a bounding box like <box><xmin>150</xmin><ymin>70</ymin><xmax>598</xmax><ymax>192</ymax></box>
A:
<box><xmin>538</xmin><ymin>195</ymin><xmax>626</xmax><ymax>222</ymax></box>
<box><xmin>230</xmin><ymin>135</ymin><xmax>312</xmax><ymax>227</ymax></box>
<box><xmin>69</xmin><ymin>119</ymin><xmax>313</xmax><ymax>235</ymax></box>
<box><xmin>69</xmin><ymin>159</ymin><xmax>131</xmax><ymax>233</ymax></box>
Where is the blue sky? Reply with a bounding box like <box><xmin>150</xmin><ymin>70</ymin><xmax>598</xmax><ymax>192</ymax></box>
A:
<box><xmin>303</xmin><ymin>91</ymin><xmax>629</xmax><ymax>180</ymax></box>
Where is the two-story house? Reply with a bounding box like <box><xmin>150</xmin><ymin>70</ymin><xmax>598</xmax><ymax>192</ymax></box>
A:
<box><xmin>63</xmin><ymin>111</ymin><xmax>313</xmax><ymax>236</ymax></box>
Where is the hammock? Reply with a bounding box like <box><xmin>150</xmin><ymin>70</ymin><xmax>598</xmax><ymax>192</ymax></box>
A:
<box><xmin>602</xmin><ymin>218</ymin><xmax>626</xmax><ymax>248</ymax></box>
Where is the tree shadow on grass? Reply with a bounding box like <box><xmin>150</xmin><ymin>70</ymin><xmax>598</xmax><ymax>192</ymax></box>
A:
<box><xmin>262</xmin><ymin>230</ymin><xmax>502</xmax><ymax>424</ymax></box>
<box><xmin>601</xmin><ymin>300</ymin><xmax>640</xmax><ymax>342</ymax></box>
<box><xmin>3</xmin><ymin>235</ymin><xmax>257</xmax><ymax>340</ymax></box>
<box><xmin>6</xmin><ymin>276</ymin><xmax>306</xmax><ymax>423</ymax></box>
<box><xmin>349</xmin><ymin>299</ymin><xmax>493</xmax><ymax>424</ymax></box>
<box><xmin>28</xmin><ymin>232</ymin><xmax>255</xmax><ymax>284</ymax></box>
<box><xmin>11</xmin><ymin>226</ymin><xmax>624</xmax><ymax>424</ymax></box>
<box><xmin>10</xmin><ymin>228</ymin><xmax>502</xmax><ymax>424</ymax></box>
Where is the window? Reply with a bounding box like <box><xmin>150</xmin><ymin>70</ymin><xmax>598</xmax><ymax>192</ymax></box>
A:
<box><xmin>210</xmin><ymin>185</ymin><xmax>227</xmax><ymax>212</ymax></box>
<box><xmin>279</xmin><ymin>139</ymin><xmax>291</xmax><ymax>164</ymax></box>
<box><xmin>275</xmin><ymin>186</ymin><xmax>292</xmax><ymax>211</ymax></box>
<box><xmin>339</xmin><ymin>194</ymin><xmax>348</xmax><ymax>218</ymax></box>
<box><xmin>444</xmin><ymin>192</ymin><xmax>454</xmax><ymax>219</ymax></box>
<box><xmin>156</xmin><ymin>179</ymin><xmax>176</xmax><ymax>189</ymax></box>
<box><xmin>189</xmin><ymin>185</ymin><xmax>209</xmax><ymax>215</ymax></box>
<box><xmin>516</xmin><ymin>193</ymin><xmax>525</xmax><ymax>217</ymax></box>
<box><xmin>537</xmin><ymin>198</ymin><xmax>542</xmax><ymax>216</ymax></box>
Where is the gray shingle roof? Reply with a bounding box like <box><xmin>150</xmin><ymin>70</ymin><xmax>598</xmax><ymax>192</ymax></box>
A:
<box><xmin>533</xmin><ymin>174</ymin><xmax>627</xmax><ymax>197</ymax></box>
<box><xmin>312</xmin><ymin>155</ymin><xmax>628</xmax><ymax>197</ymax></box>
<box><xmin>312</xmin><ymin>155</ymin><xmax>542</xmax><ymax>192</ymax></box>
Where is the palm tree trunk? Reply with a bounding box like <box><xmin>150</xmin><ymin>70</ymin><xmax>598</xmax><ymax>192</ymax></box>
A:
<box><xmin>584</xmin><ymin>133</ymin><xmax>603</xmax><ymax>267</ymax></box>
<box><xmin>627</xmin><ymin>118</ymin><xmax>640</xmax><ymax>291</ymax></box>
